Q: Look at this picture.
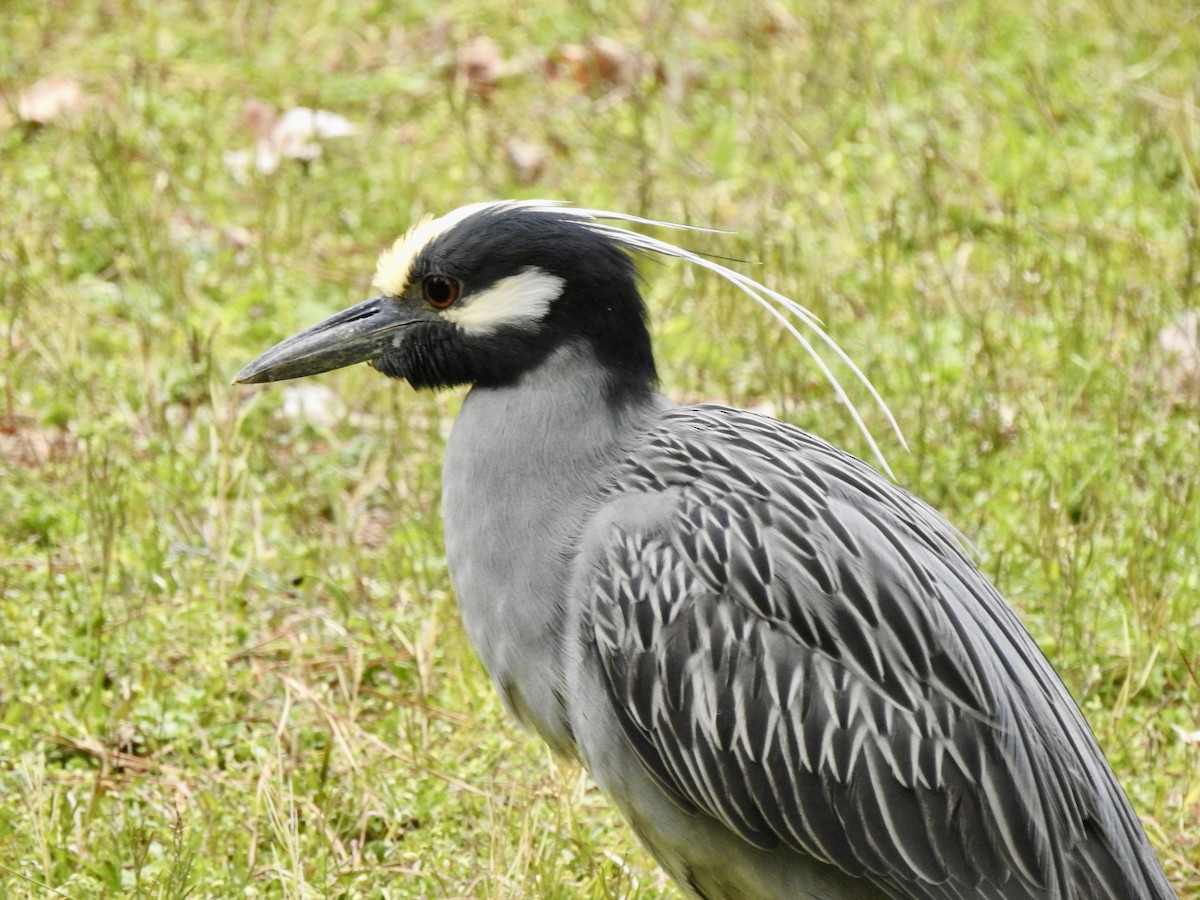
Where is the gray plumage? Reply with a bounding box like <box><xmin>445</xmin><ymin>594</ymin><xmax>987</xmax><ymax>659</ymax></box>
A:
<box><xmin>236</xmin><ymin>201</ymin><xmax>1174</xmax><ymax>899</ymax></box>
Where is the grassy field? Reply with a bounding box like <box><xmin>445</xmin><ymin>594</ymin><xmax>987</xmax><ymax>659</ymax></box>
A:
<box><xmin>2</xmin><ymin>1</ymin><xmax>1199</xmax><ymax>896</ymax></box>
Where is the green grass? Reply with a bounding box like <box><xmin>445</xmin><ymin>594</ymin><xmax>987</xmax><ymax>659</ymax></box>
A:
<box><xmin>2</xmin><ymin>0</ymin><xmax>1199</xmax><ymax>896</ymax></box>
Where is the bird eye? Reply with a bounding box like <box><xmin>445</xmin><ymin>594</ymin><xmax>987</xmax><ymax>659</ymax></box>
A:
<box><xmin>423</xmin><ymin>274</ymin><xmax>461</xmax><ymax>309</ymax></box>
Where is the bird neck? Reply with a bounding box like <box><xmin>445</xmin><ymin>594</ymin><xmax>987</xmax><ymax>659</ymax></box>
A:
<box><xmin>561</xmin><ymin>277</ymin><xmax>658</xmax><ymax>395</ymax></box>
<box><xmin>441</xmin><ymin>340</ymin><xmax>665</xmax><ymax>754</ymax></box>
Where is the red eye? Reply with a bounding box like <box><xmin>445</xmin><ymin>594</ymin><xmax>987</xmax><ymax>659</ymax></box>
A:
<box><xmin>423</xmin><ymin>274</ymin><xmax>461</xmax><ymax>309</ymax></box>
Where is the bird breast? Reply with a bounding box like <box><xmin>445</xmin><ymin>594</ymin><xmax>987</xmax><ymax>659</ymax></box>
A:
<box><xmin>441</xmin><ymin>341</ymin><xmax>664</xmax><ymax>756</ymax></box>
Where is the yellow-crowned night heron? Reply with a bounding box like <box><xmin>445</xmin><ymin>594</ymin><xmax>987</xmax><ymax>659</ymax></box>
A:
<box><xmin>236</xmin><ymin>201</ymin><xmax>1173</xmax><ymax>899</ymax></box>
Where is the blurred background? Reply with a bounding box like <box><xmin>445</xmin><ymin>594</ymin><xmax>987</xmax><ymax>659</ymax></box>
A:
<box><xmin>2</xmin><ymin>1</ymin><xmax>1198</xmax><ymax>896</ymax></box>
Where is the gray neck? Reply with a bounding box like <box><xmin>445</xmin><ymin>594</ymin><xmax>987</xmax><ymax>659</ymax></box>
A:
<box><xmin>441</xmin><ymin>342</ymin><xmax>663</xmax><ymax>754</ymax></box>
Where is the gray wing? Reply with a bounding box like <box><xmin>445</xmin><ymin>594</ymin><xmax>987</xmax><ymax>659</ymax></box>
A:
<box><xmin>581</xmin><ymin>404</ymin><xmax>1171</xmax><ymax>900</ymax></box>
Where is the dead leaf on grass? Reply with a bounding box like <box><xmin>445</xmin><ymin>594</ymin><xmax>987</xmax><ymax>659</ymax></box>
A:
<box><xmin>224</xmin><ymin>99</ymin><xmax>358</xmax><ymax>177</ymax></box>
<box><xmin>353</xmin><ymin>507</ymin><xmax>395</xmax><ymax>550</ymax></box>
<box><xmin>1172</xmin><ymin>725</ymin><xmax>1200</xmax><ymax>745</ymax></box>
<box><xmin>505</xmin><ymin>137</ymin><xmax>548</xmax><ymax>185</ymax></box>
<box><xmin>456</xmin><ymin>35</ymin><xmax>506</xmax><ymax>97</ymax></box>
<box><xmin>546</xmin><ymin>37</ymin><xmax>657</xmax><ymax>92</ymax></box>
<box><xmin>0</xmin><ymin>415</ymin><xmax>78</xmax><ymax>468</ymax></box>
<box><xmin>1156</xmin><ymin>309</ymin><xmax>1200</xmax><ymax>398</ymax></box>
<box><xmin>15</xmin><ymin>75</ymin><xmax>89</xmax><ymax>125</ymax></box>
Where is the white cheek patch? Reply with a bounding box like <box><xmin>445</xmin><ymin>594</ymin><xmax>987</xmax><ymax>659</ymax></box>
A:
<box><xmin>444</xmin><ymin>267</ymin><xmax>564</xmax><ymax>335</ymax></box>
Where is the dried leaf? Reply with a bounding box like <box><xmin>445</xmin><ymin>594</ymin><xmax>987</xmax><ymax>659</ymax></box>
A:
<box><xmin>1156</xmin><ymin>309</ymin><xmax>1200</xmax><ymax>397</ymax></box>
<box><xmin>354</xmin><ymin>507</ymin><xmax>395</xmax><ymax>550</ymax></box>
<box><xmin>505</xmin><ymin>137</ymin><xmax>548</xmax><ymax>185</ymax></box>
<box><xmin>0</xmin><ymin>415</ymin><xmax>78</xmax><ymax>468</ymax></box>
<box><xmin>456</xmin><ymin>36</ymin><xmax>505</xmax><ymax>97</ymax></box>
<box><xmin>276</xmin><ymin>106</ymin><xmax>357</xmax><ymax>142</ymax></box>
<box><xmin>241</xmin><ymin>97</ymin><xmax>277</xmax><ymax>140</ymax></box>
<box><xmin>547</xmin><ymin>43</ymin><xmax>588</xmax><ymax>83</ymax></box>
<box><xmin>225</xmin><ymin>100</ymin><xmax>358</xmax><ymax>176</ymax></box>
<box><xmin>546</xmin><ymin>37</ymin><xmax>652</xmax><ymax>91</ymax></box>
<box><xmin>222</xmin><ymin>224</ymin><xmax>254</xmax><ymax>251</ymax></box>
<box><xmin>586</xmin><ymin>36</ymin><xmax>637</xmax><ymax>87</ymax></box>
<box><xmin>16</xmin><ymin>75</ymin><xmax>88</xmax><ymax>124</ymax></box>
<box><xmin>1172</xmin><ymin>724</ymin><xmax>1200</xmax><ymax>745</ymax></box>
<box><xmin>752</xmin><ymin>2</ymin><xmax>804</xmax><ymax>39</ymax></box>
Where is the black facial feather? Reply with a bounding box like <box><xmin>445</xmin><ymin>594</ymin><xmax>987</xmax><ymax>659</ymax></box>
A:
<box><xmin>372</xmin><ymin>320</ymin><xmax>559</xmax><ymax>390</ymax></box>
<box><xmin>375</xmin><ymin>207</ymin><xmax>659</xmax><ymax>394</ymax></box>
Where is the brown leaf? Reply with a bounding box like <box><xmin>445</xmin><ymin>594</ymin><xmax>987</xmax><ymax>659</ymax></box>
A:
<box><xmin>505</xmin><ymin>137</ymin><xmax>548</xmax><ymax>185</ymax></box>
<box><xmin>241</xmin><ymin>97</ymin><xmax>277</xmax><ymax>140</ymax></box>
<box><xmin>354</xmin><ymin>507</ymin><xmax>395</xmax><ymax>550</ymax></box>
<box><xmin>585</xmin><ymin>36</ymin><xmax>637</xmax><ymax>87</ymax></box>
<box><xmin>0</xmin><ymin>415</ymin><xmax>77</xmax><ymax>468</ymax></box>
<box><xmin>222</xmin><ymin>224</ymin><xmax>254</xmax><ymax>251</ymax></box>
<box><xmin>752</xmin><ymin>2</ymin><xmax>804</xmax><ymax>39</ymax></box>
<box><xmin>546</xmin><ymin>43</ymin><xmax>588</xmax><ymax>84</ymax></box>
<box><xmin>456</xmin><ymin>36</ymin><xmax>505</xmax><ymax>97</ymax></box>
<box><xmin>545</xmin><ymin>37</ymin><xmax>654</xmax><ymax>92</ymax></box>
<box><xmin>1156</xmin><ymin>309</ymin><xmax>1200</xmax><ymax>397</ymax></box>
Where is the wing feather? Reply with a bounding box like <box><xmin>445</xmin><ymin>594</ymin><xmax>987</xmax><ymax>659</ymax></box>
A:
<box><xmin>579</xmin><ymin>404</ymin><xmax>1173</xmax><ymax>899</ymax></box>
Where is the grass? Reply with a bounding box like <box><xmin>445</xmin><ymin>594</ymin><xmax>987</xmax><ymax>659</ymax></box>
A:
<box><xmin>1</xmin><ymin>0</ymin><xmax>1198</xmax><ymax>896</ymax></box>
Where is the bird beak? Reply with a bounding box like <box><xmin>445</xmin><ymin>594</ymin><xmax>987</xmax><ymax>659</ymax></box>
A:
<box><xmin>234</xmin><ymin>296</ymin><xmax>421</xmax><ymax>384</ymax></box>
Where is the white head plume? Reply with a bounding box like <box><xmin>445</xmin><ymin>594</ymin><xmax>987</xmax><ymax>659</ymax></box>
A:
<box><xmin>377</xmin><ymin>200</ymin><xmax>905</xmax><ymax>475</ymax></box>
